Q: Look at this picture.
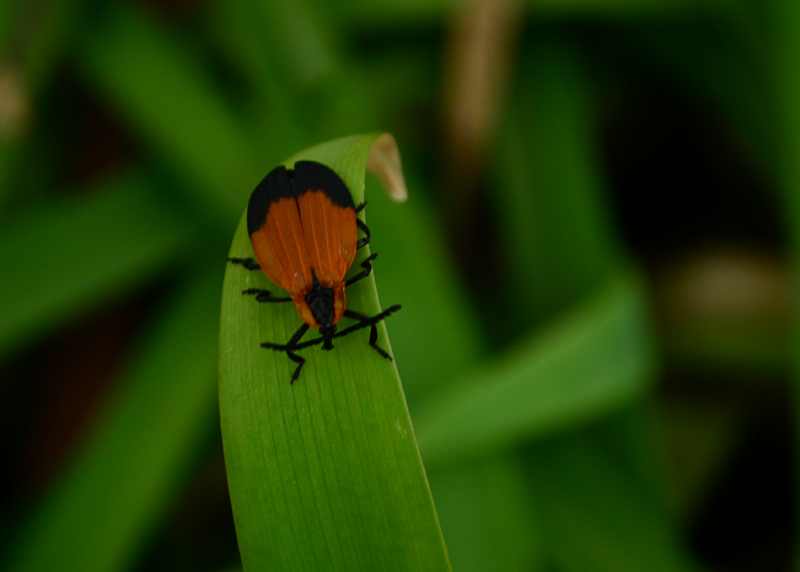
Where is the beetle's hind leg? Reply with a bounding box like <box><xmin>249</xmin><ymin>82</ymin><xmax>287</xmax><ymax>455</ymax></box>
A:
<box><xmin>228</xmin><ymin>257</ymin><xmax>261</xmax><ymax>271</ymax></box>
<box><xmin>354</xmin><ymin>202</ymin><xmax>371</xmax><ymax>249</ymax></box>
<box><xmin>230</xmin><ymin>258</ymin><xmax>292</xmax><ymax>303</ymax></box>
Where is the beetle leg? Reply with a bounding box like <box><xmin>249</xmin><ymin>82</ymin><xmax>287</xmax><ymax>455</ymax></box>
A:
<box><xmin>260</xmin><ymin>323</ymin><xmax>311</xmax><ymax>383</ymax></box>
<box><xmin>346</xmin><ymin>253</ymin><xmax>378</xmax><ymax>287</ymax></box>
<box><xmin>242</xmin><ymin>288</ymin><xmax>291</xmax><ymax>303</ymax></box>
<box><xmin>287</xmin><ymin>352</ymin><xmax>306</xmax><ymax>384</ymax></box>
<box><xmin>356</xmin><ymin>219</ymin><xmax>371</xmax><ymax>249</ymax></box>
<box><xmin>228</xmin><ymin>257</ymin><xmax>261</xmax><ymax>271</ymax></box>
<box><xmin>261</xmin><ymin>323</ymin><xmax>309</xmax><ymax>351</ymax></box>
<box><xmin>353</xmin><ymin>202</ymin><xmax>370</xmax><ymax>249</ymax></box>
<box><xmin>368</xmin><ymin>323</ymin><xmax>391</xmax><ymax>360</ymax></box>
<box><xmin>343</xmin><ymin>308</ymin><xmax>396</xmax><ymax>360</ymax></box>
<box><xmin>277</xmin><ymin>305</ymin><xmax>402</xmax><ymax>353</ymax></box>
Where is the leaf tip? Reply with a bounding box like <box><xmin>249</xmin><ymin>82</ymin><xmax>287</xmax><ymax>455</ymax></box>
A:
<box><xmin>368</xmin><ymin>132</ymin><xmax>408</xmax><ymax>203</ymax></box>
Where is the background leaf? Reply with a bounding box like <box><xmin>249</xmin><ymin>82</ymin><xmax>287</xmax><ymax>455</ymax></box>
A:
<box><xmin>78</xmin><ymin>5</ymin><xmax>260</xmax><ymax>225</ymax></box>
<box><xmin>5</xmin><ymin>268</ymin><xmax>220</xmax><ymax>572</ymax></box>
<box><xmin>0</xmin><ymin>174</ymin><xmax>194</xmax><ymax>359</ymax></box>
<box><xmin>417</xmin><ymin>276</ymin><xmax>653</xmax><ymax>467</ymax></box>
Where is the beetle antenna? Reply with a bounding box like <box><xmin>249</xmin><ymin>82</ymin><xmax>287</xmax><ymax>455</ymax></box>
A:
<box><xmin>280</xmin><ymin>305</ymin><xmax>401</xmax><ymax>352</ymax></box>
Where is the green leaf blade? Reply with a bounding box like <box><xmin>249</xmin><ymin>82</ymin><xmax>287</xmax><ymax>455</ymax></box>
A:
<box><xmin>78</xmin><ymin>5</ymin><xmax>260</xmax><ymax>224</ymax></box>
<box><xmin>0</xmin><ymin>173</ymin><xmax>194</xmax><ymax>359</ymax></box>
<box><xmin>417</xmin><ymin>276</ymin><xmax>653</xmax><ymax>467</ymax></box>
<box><xmin>5</xmin><ymin>269</ymin><xmax>220</xmax><ymax>572</ymax></box>
<box><xmin>219</xmin><ymin>135</ymin><xmax>450</xmax><ymax>571</ymax></box>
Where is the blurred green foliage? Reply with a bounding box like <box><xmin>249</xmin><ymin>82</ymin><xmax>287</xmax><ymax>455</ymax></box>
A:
<box><xmin>7</xmin><ymin>269</ymin><xmax>219</xmax><ymax>572</ymax></box>
<box><xmin>0</xmin><ymin>0</ymin><xmax>794</xmax><ymax>571</ymax></box>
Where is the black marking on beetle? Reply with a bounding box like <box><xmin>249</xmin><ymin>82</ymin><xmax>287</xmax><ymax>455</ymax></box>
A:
<box><xmin>246</xmin><ymin>161</ymin><xmax>354</xmax><ymax>236</ymax></box>
<box><xmin>292</xmin><ymin>160</ymin><xmax>354</xmax><ymax>209</ymax></box>
<box><xmin>247</xmin><ymin>165</ymin><xmax>294</xmax><ymax>235</ymax></box>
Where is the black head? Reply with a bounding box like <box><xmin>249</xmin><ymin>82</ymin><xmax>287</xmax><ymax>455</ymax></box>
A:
<box><xmin>320</xmin><ymin>325</ymin><xmax>335</xmax><ymax>350</ymax></box>
<box><xmin>305</xmin><ymin>276</ymin><xmax>337</xmax><ymax>349</ymax></box>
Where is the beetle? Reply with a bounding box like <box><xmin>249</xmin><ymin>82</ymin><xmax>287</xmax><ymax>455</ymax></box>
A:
<box><xmin>228</xmin><ymin>160</ymin><xmax>401</xmax><ymax>383</ymax></box>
